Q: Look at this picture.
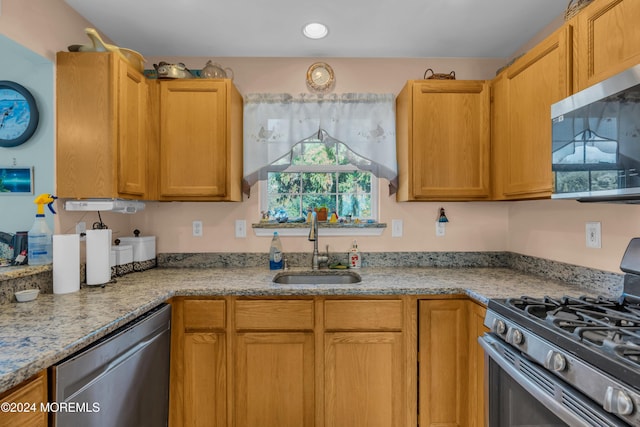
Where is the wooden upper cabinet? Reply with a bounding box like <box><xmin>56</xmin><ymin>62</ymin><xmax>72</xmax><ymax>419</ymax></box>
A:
<box><xmin>396</xmin><ymin>80</ymin><xmax>490</xmax><ymax>201</ymax></box>
<box><xmin>575</xmin><ymin>0</ymin><xmax>640</xmax><ymax>91</ymax></box>
<box><xmin>153</xmin><ymin>79</ymin><xmax>243</xmax><ymax>201</ymax></box>
<box><xmin>491</xmin><ymin>25</ymin><xmax>572</xmax><ymax>200</ymax></box>
<box><xmin>57</xmin><ymin>52</ymin><xmax>148</xmax><ymax>199</ymax></box>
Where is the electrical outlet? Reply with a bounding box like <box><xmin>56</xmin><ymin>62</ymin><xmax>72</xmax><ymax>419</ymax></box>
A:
<box><xmin>76</xmin><ymin>221</ymin><xmax>86</xmax><ymax>241</ymax></box>
<box><xmin>192</xmin><ymin>220</ymin><xmax>203</xmax><ymax>237</ymax></box>
<box><xmin>585</xmin><ymin>222</ymin><xmax>601</xmax><ymax>248</ymax></box>
<box><xmin>235</xmin><ymin>219</ymin><xmax>246</xmax><ymax>238</ymax></box>
<box><xmin>391</xmin><ymin>219</ymin><xmax>403</xmax><ymax>237</ymax></box>
<box><xmin>436</xmin><ymin>222</ymin><xmax>446</xmax><ymax>237</ymax></box>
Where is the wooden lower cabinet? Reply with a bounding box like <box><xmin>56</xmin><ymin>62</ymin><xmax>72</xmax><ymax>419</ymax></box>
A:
<box><xmin>322</xmin><ymin>298</ymin><xmax>412</xmax><ymax>427</ymax></box>
<box><xmin>324</xmin><ymin>331</ymin><xmax>404</xmax><ymax>427</ymax></box>
<box><xmin>419</xmin><ymin>299</ymin><xmax>469</xmax><ymax>427</ymax></box>
<box><xmin>170</xmin><ymin>295</ymin><xmax>485</xmax><ymax>427</ymax></box>
<box><xmin>183</xmin><ymin>332</ymin><xmax>227</xmax><ymax>427</ymax></box>
<box><xmin>0</xmin><ymin>370</ymin><xmax>47</xmax><ymax>427</ymax></box>
<box><xmin>233</xmin><ymin>299</ymin><xmax>315</xmax><ymax>427</ymax></box>
<box><xmin>418</xmin><ymin>298</ymin><xmax>488</xmax><ymax>427</ymax></box>
<box><xmin>468</xmin><ymin>302</ymin><xmax>489</xmax><ymax>427</ymax></box>
<box><xmin>170</xmin><ymin>298</ymin><xmax>228</xmax><ymax>427</ymax></box>
<box><xmin>235</xmin><ymin>332</ymin><xmax>314</xmax><ymax>427</ymax></box>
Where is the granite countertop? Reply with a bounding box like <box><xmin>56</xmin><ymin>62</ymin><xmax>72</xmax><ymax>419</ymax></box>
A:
<box><xmin>0</xmin><ymin>266</ymin><xmax>611</xmax><ymax>394</ymax></box>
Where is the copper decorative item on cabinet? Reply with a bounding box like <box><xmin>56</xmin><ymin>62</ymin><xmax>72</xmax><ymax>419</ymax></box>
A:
<box><xmin>423</xmin><ymin>68</ymin><xmax>456</xmax><ymax>80</ymax></box>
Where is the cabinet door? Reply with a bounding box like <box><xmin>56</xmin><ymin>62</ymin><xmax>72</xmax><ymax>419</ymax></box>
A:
<box><xmin>184</xmin><ymin>332</ymin><xmax>227</xmax><ymax>427</ymax></box>
<box><xmin>56</xmin><ymin>52</ymin><xmax>118</xmax><ymax>199</ymax></box>
<box><xmin>117</xmin><ymin>60</ymin><xmax>148</xmax><ymax>197</ymax></box>
<box><xmin>56</xmin><ymin>52</ymin><xmax>148</xmax><ymax>199</ymax></box>
<box><xmin>467</xmin><ymin>302</ymin><xmax>488</xmax><ymax>427</ymax></box>
<box><xmin>235</xmin><ymin>332</ymin><xmax>315</xmax><ymax>427</ymax></box>
<box><xmin>419</xmin><ymin>299</ymin><xmax>469</xmax><ymax>427</ymax></box>
<box><xmin>158</xmin><ymin>80</ymin><xmax>242</xmax><ymax>201</ymax></box>
<box><xmin>324</xmin><ymin>332</ymin><xmax>404</xmax><ymax>427</ymax></box>
<box><xmin>397</xmin><ymin>80</ymin><xmax>490</xmax><ymax>201</ymax></box>
<box><xmin>575</xmin><ymin>0</ymin><xmax>640</xmax><ymax>90</ymax></box>
<box><xmin>0</xmin><ymin>371</ymin><xmax>47</xmax><ymax>427</ymax></box>
<box><xmin>494</xmin><ymin>26</ymin><xmax>572</xmax><ymax>199</ymax></box>
<box><xmin>170</xmin><ymin>298</ymin><xmax>227</xmax><ymax>427</ymax></box>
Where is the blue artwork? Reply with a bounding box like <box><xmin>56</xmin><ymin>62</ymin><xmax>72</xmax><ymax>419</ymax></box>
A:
<box><xmin>0</xmin><ymin>167</ymin><xmax>33</xmax><ymax>194</ymax></box>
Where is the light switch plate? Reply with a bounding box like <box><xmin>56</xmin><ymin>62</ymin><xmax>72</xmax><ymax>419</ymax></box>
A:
<box><xmin>585</xmin><ymin>222</ymin><xmax>601</xmax><ymax>248</ymax></box>
<box><xmin>192</xmin><ymin>220</ymin><xmax>203</xmax><ymax>237</ymax></box>
<box><xmin>391</xmin><ymin>219</ymin><xmax>403</xmax><ymax>237</ymax></box>
<box><xmin>436</xmin><ymin>222</ymin><xmax>446</xmax><ymax>237</ymax></box>
<box><xmin>235</xmin><ymin>219</ymin><xmax>246</xmax><ymax>238</ymax></box>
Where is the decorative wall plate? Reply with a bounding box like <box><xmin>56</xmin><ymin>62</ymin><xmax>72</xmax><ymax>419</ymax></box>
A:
<box><xmin>306</xmin><ymin>62</ymin><xmax>335</xmax><ymax>93</ymax></box>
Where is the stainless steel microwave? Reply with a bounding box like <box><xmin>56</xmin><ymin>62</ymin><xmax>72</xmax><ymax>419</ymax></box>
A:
<box><xmin>551</xmin><ymin>64</ymin><xmax>640</xmax><ymax>203</ymax></box>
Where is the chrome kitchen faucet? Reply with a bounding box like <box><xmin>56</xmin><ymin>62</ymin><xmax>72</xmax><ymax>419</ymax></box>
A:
<box><xmin>309</xmin><ymin>212</ymin><xmax>329</xmax><ymax>270</ymax></box>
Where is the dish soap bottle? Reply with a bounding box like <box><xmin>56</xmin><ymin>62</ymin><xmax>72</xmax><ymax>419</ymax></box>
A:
<box><xmin>28</xmin><ymin>193</ymin><xmax>57</xmax><ymax>265</ymax></box>
<box><xmin>269</xmin><ymin>231</ymin><xmax>284</xmax><ymax>270</ymax></box>
<box><xmin>349</xmin><ymin>240</ymin><xmax>361</xmax><ymax>268</ymax></box>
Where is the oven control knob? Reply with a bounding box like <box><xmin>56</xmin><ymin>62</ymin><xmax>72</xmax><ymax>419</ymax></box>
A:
<box><xmin>604</xmin><ymin>386</ymin><xmax>634</xmax><ymax>415</ymax></box>
<box><xmin>492</xmin><ymin>319</ymin><xmax>507</xmax><ymax>335</ymax></box>
<box><xmin>544</xmin><ymin>350</ymin><xmax>567</xmax><ymax>372</ymax></box>
<box><xmin>507</xmin><ymin>328</ymin><xmax>525</xmax><ymax>345</ymax></box>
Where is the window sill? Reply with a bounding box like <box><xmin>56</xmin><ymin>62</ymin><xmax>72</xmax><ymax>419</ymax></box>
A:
<box><xmin>252</xmin><ymin>222</ymin><xmax>386</xmax><ymax>237</ymax></box>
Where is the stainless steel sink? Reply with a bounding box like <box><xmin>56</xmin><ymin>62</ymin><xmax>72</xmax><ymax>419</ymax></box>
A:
<box><xmin>273</xmin><ymin>270</ymin><xmax>361</xmax><ymax>285</ymax></box>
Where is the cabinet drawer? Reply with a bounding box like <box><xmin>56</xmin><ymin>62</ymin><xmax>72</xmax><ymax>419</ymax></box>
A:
<box><xmin>183</xmin><ymin>299</ymin><xmax>226</xmax><ymax>331</ymax></box>
<box><xmin>324</xmin><ymin>300</ymin><xmax>404</xmax><ymax>331</ymax></box>
<box><xmin>235</xmin><ymin>300</ymin><xmax>314</xmax><ymax>330</ymax></box>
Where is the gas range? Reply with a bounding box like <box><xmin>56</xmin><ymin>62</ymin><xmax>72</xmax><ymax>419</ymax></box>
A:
<box><xmin>488</xmin><ymin>294</ymin><xmax>640</xmax><ymax>391</ymax></box>
<box><xmin>481</xmin><ymin>239</ymin><xmax>640</xmax><ymax>426</ymax></box>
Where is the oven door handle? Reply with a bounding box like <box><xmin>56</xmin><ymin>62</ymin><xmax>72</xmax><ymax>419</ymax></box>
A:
<box><xmin>478</xmin><ymin>334</ymin><xmax>623</xmax><ymax>427</ymax></box>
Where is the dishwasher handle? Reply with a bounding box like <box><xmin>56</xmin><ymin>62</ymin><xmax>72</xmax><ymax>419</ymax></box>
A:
<box><xmin>65</xmin><ymin>332</ymin><xmax>164</xmax><ymax>401</ymax></box>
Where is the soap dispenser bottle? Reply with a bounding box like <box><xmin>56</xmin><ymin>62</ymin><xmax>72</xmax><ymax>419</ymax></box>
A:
<box><xmin>349</xmin><ymin>240</ymin><xmax>361</xmax><ymax>268</ymax></box>
<box><xmin>269</xmin><ymin>232</ymin><xmax>284</xmax><ymax>270</ymax></box>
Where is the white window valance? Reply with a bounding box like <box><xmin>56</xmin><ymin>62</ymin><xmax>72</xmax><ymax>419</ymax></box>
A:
<box><xmin>243</xmin><ymin>93</ymin><xmax>397</xmax><ymax>195</ymax></box>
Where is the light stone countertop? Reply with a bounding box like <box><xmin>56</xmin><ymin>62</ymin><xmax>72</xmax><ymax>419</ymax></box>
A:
<box><xmin>0</xmin><ymin>266</ymin><xmax>611</xmax><ymax>394</ymax></box>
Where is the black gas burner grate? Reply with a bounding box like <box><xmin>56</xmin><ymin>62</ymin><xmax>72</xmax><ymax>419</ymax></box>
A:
<box><xmin>505</xmin><ymin>295</ymin><xmax>640</xmax><ymax>365</ymax></box>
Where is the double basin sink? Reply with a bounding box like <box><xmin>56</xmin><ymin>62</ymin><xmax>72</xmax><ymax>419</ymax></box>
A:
<box><xmin>273</xmin><ymin>270</ymin><xmax>361</xmax><ymax>285</ymax></box>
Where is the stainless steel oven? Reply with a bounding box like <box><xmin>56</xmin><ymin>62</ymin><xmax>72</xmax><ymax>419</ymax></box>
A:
<box><xmin>479</xmin><ymin>239</ymin><xmax>640</xmax><ymax>427</ymax></box>
<box><xmin>480</xmin><ymin>317</ymin><xmax>631</xmax><ymax>426</ymax></box>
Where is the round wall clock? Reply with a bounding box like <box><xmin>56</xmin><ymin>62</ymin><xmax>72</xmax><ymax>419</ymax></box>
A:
<box><xmin>306</xmin><ymin>62</ymin><xmax>335</xmax><ymax>93</ymax></box>
<box><xmin>0</xmin><ymin>81</ymin><xmax>39</xmax><ymax>147</ymax></box>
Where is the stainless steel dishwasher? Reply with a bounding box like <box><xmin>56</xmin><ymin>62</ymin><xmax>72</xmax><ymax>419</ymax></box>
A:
<box><xmin>51</xmin><ymin>303</ymin><xmax>171</xmax><ymax>427</ymax></box>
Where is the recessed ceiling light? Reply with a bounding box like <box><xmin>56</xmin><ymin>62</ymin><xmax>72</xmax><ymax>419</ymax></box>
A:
<box><xmin>303</xmin><ymin>22</ymin><xmax>328</xmax><ymax>40</ymax></box>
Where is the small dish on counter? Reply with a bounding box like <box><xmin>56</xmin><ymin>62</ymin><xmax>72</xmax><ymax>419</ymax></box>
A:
<box><xmin>15</xmin><ymin>289</ymin><xmax>39</xmax><ymax>302</ymax></box>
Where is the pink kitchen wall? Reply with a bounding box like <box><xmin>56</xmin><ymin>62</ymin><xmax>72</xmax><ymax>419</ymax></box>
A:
<box><xmin>6</xmin><ymin>0</ymin><xmax>640</xmax><ymax>273</ymax></box>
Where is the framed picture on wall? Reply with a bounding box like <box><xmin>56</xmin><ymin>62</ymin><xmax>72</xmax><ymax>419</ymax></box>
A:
<box><xmin>0</xmin><ymin>166</ymin><xmax>34</xmax><ymax>194</ymax></box>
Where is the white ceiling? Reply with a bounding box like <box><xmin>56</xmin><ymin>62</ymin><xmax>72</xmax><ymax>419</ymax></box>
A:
<box><xmin>64</xmin><ymin>0</ymin><xmax>567</xmax><ymax>59</ymax></box>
